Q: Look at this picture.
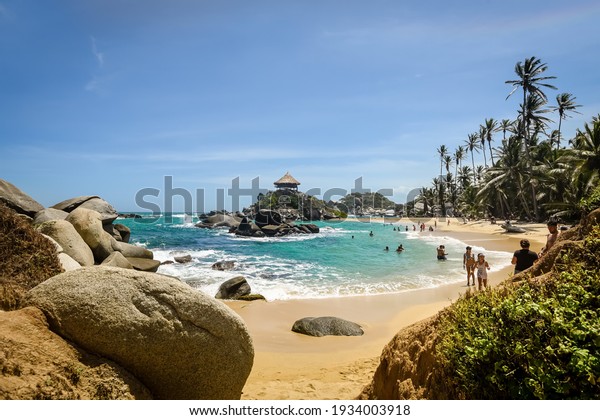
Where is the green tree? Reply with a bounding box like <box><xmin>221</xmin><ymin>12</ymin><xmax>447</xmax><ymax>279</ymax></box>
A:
<box><xmin>479</xmin><ymin>125</ymin><xmax>488</xmax><ymax>167</ymax></box>
<box><xmin>506</xmin><ymin>56</ymin><xmax>557</xmax><ymax>221</ymax></box>
<box><xmin>551</xmin><ymin>92</ymin><xmax>581</xmax><ymax>150</ymax></box>
<box><xmin>465</xmin><ymin>133</ymin><xmax>480</xmax><ymax>186</ymax></box>
<box><xmin>484</xmin><ymin>118</ymin><xmax>498</xmax><ymax>166</ymax></box>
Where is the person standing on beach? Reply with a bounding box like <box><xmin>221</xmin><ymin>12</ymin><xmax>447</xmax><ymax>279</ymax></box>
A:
<box><xmin>511</xmin><ymin>239</ymin><xmax>538</xmax><ymax>274</ymax></box>
<box><xmin>476</xmin><ymin>253</ymin><xmax>490</xmax><ymax>291</ymax></box>
<box><xmin>463</xmin><ymin>246</ymin><xmax>476</xmax><ymax>286</ymax></box>
<box><xmin>539</xmin><ymin>221</ymin><xmax>559</xmax><ymax>257</ymax></box>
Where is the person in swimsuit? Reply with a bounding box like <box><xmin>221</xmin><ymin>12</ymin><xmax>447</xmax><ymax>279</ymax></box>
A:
<box><xmin>436</xmin><ymin>245</ymin><xmax>447</xmax><ymax>260</ymax></box>
<box><xmin>476</xmin><ymin>253</ymin><xmax>490</xmax><ymax>291</ymax></box>
<box><xmin>463</xmin><ymin>246</ymin><xmax>476</xmax><ymax>286</ymax></box>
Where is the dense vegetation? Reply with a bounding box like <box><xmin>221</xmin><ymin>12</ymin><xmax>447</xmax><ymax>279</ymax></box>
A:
<box><xmin>0</xmin><ymin>203</ymin><xmax>63</xmax><ymax>310</ymax></box>
<box><xmin>436</xmin><ymin>219</ymin><xmax>600</xmax><ymax>399</ymax></box>
<box><xmin>414</xmin><ymin>56</ymin><xmax>600</xmax><ymax>223</ymax></box>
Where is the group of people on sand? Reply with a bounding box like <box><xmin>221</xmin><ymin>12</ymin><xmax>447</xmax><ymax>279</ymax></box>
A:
<box><xmin>457</xmin><ymin>220</ymin><xmax>560</xmax><ymax>291</ymax></box>
<box><xmin>461</xmin><ymin>246</ymin><xmax>490</xmax><ymax>290</ymax></box>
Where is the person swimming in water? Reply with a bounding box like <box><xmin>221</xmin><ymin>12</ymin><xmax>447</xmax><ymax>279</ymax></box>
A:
<box><xmin>396</xmin><ymin>244</ymin><xmax>404</xmax><ymax>252</ymax></box>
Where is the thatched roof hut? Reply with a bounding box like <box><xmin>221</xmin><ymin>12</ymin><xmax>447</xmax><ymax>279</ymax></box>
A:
<box><xmin>274</xmin><ymin>172</ymin><xmax>301</xmax><ymax>190</ymax></box>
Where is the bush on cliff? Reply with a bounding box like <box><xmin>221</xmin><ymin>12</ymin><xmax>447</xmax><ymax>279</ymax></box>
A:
<box><xmin>0</xmin><ymin>203</ymin><xmax>63</xmax><ymax>310</ymax></box>
<box><xmin>436</xmin><ymin>225</ymin><xmax>600</xmax><ymax>399</ymax></box>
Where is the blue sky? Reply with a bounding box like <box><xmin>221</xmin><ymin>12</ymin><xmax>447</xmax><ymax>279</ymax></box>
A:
<box><xmin>1</xmin><ymin>0</ymin><xmax>599</xmax><ymax>212</ymax></box>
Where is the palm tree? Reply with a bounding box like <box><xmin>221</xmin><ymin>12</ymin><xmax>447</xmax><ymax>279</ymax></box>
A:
<box><xmin>500</xmin><ymin>119</ymin><xmax>514</xmax><ymax>141</ymax></box>
<box><xmin>506</xmin><ymin>56</ymin><xmax>557</xmax><ymax>111</ymax></box>
<box><xmin>437</xmin><ymin>145</ymin><xmax>448</xmax><ymax>180</ymax></box>
<box><xmin>478</xmin><ymin>125</ymin><xmax>488</xmax><ymax>167</ymax></box>
<box><xmin>479</xmin><ymin>135</ymin><xmax>532</xmax><ymax>219</ymax></box>
<box><xmin>565</xmin><ymin>114</ymin><xmax>600</xmax><ymax>192</ymax></box>
<box><xmin>506</xmin><ymin>57</ymin><xmax>557</xmax><ymax>221</ymax></box>
<box><xmin>458</xmin><ymin>165</ymin><xmax>473</xmax><ymax>190</ymax></box>
<box><xmin>484</xmin><ymin>118</ymin><xmax>498</xmax><ymax>166</ymax></box>
<box><xmin>436</xmin><ymin>145</ymin><xmax>448</xmax><ymax>208</ymax></box>
<box><xmin>453</xmin><ymin>146</ymin><xmax>466</xmax><ymax>194</ymax></box>
<box><xmin>465</xmin><ymin>133</ymin><xmax>479</xmax><ymax>185</ymax></box>
<box><xmin>551</xmin><ymin>92</ymin><xmax>581</xmax><ymax>150</ymax></box>
<box><xmin>417</xmin><ymin>187</ymin><xmax>436</xmax><ymax>216</ymax></box>
<box><xmin>475</xmin><ymin>165</ymin><xmax>486</xmax><ymax>185</ymax></box>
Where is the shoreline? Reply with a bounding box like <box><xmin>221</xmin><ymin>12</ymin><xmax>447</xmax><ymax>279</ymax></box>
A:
<box><xmin>225</xmin><ymin>217</ymin><xmax>549</xmax><ymax>400</ymax></box>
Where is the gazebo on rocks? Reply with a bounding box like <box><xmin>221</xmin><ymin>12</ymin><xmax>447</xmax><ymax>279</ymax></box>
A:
<box><xmin>274</xmin><ymin>172</ymin><xmax>301</xmax><ymax>191</ymax></box>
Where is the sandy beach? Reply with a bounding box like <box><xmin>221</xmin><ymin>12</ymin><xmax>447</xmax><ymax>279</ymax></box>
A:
<box><xmin>225</xmin><ymin>218</ymin><xmax>550</xmax><ymax>400</ymax></box>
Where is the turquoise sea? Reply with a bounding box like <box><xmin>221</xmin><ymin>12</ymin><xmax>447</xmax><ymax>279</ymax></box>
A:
<box><xmin>117</xmin><ymin>214</ymin><xmax>512</xmax><ymax>301</ymax></box>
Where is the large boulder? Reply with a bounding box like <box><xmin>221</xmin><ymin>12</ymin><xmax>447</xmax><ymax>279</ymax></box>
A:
<box><xmin>212</xmin><ymin>261</ymin><xmax>235</xmax><ymax>271</ymax></box>
<box><xmin>291</xmin><ymin>316</ymin><xmax>364</xmax><ymax>337</ymax></box>
<box><xmin>118</xmin><ymin>242</ymin><xmax>154</xmax><ymax>259</ymax></box>
<box><xmin>254</xmin><ymin>210</ymin><xmax>283</xmax><ymax>227</ymax></box>
<box><xmin>51</xmin><ymin>195</ymin><xmax>99</xmax><ymax>213</ymax></box>
<box><xmin>215</xmin><ymin>276</ymin><xmax>251</xmax><ymax>300</ymax></box>
<box><xmin>234</xmin><ymin>217</ymin><xmax>262</xmax><ymax>237</ymax></box>
<box><xmin>77</xmin><ymin>198</ymin><xmax>119</xmax><ymax>224</ymax></box>
<box><xmin>58</xmin><ymin>253</ymin><xmax>82</xmax><ymax>272</ymax></box>
<box><xmin>36</xmin><ymin>220</ymin><xmax>95</xmax><ymax>267</ymax></box>
<box><xmin>101</xmin><ymin>252</ymin><xmax>134</xmax><ymax>269</ymax></box>
<box><xmin>52</xmin><ymin>196</ymin><xmax>118</xmax><ymax>224</ymax></box>
<box><xmin>66</xmin><ymin>208</ymin><xmax>120</xmax><ymax>263</ymax></box>
<box><xmin>204</xmin><ymin>214</ymin><xmax>241</xmax><ymax>229</ymax></box>
<box><xmin>0</xmin><ymin>179</ymin><xmax>44</xmax><ymax>217</ymax></box>
<box><xmin>26</xmin><ymin>267</ymin><xmax>254</xmax><ymax>400</ymax></box>
<box><xmin>0</xmin><ymin>307</ymin><xmax>151</xmax><ymax>400</ymax></box>
<box><xmin>33</xmin><ymin>208</ymin><xmax>69</xmax><ymax>225</ymax></box>
<box><xmin>113</xmin><ymin>223</ymin><xmax>131</xmax><ymax>243</ymax></box>
<box><xmin>126</xmin><ymin>257</ymin><xmax>161</xmax><ymax>273</ymax></box>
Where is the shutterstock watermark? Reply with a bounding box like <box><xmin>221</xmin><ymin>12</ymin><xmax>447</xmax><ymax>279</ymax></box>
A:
<box><xmin>133</xmin><ymin>175</ymin><xmax>442</xmax><ymax>225</ymax></box>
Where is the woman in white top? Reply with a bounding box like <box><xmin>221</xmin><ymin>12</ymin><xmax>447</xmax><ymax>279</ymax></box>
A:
<box><xmin>476</xmin><ymin>253</ymin><xmax>490</xmax><ymax>291</ymax></box>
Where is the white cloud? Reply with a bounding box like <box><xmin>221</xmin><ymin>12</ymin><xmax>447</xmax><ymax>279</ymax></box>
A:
<box><xmin>91</xmin><ymin>36</ymin><xmax>104</xmax><ymax>66</ymax></box>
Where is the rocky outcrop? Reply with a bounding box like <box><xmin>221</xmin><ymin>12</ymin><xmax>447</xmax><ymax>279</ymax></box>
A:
<box><xmin>358</xmin><ymin>316</ymin><xmax>441</xmax><ymax>399</ymax></box>
<box><xmin>215</xmin><ymin>276</ymin><xmax>251</xmax><ymax>300</ymax></box>
<box><xmin>0</xmin><ymin>179</ymin><xmax>44</xmax><ymax>217</ymax></box>
<box><xmin>0</xmin><ymin>307</ymin><xmax>151</xmax><ymax>400</ymax></box>
<box><xmin>291</xmin><ymin>316</ymin><xmax>364</xmax><ymax>337</ymax></box>
<box><xmin>26</xmin><ymin>266</ymin><xmax>254</xmax><ymax>400</ymax></box>
<box><xmin>36</xmin><ymin>220</ymin><xmax>95</xmax><ymax>267</ymax></box>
